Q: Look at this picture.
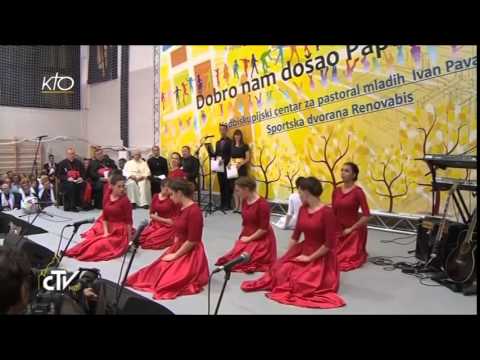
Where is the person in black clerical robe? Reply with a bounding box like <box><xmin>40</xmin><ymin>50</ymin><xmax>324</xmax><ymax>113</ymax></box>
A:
<box><xmin>57</xmin><ymin>148</ymin><xmax>86</xmax><ymax>212</ymax></box>
<box><xmin>181</xmin><ymin>146</ymin><xmax>200</xmax><ymax>188</ymax></box>
<box><xmin>147</xmin><ymin>145</ymin><xmax>169</xmax><ymax>196</ymax></box>
<box><xmin>89</xmin><ymin>147</ymin><xmax>117</xmax><ymax>209</ymax></box>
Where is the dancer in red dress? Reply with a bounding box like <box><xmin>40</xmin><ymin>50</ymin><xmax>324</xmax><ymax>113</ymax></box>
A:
<box><xmin>332</xmin><ymin>162</ymin><xmax>370</xmax><ymax>271</ymax></box>
<box><xmin>80</xmin><ymin>169</ymin><xmax>123</xmax><ymax>239</ymax></box>
<box><xmin>242</xmin><ymin>177</ymin><xmax>345</xmax><ymax>309</ymax></box>
<box><xmin>168</xmin><ymin>152</ymin><xmax>187</xmax><ymax>180</ymax></box>
<box><xmin>215</xmin><ymin>177</ymin><xmax>277</xmax><ymax>273</ymax></box>
<box><xmin>139</xmin><ymin>180</ymin><xmax>179</xmax><ymax>249</ymax></box>
<box><xmin>126</xmin><ymin>179</ymin><xmax>209</xmax><ymax>300</ymax></box>
<box><xmin>65</xmin><ymin>174</ymin><xmax>133</xmax><ymax>261</ymax></box>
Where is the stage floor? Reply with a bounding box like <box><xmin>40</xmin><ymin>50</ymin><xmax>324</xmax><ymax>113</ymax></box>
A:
<box><xmin>6</xmin><ymin>206</ymin><xmax>477</xmax><ymax>315</ymax></box>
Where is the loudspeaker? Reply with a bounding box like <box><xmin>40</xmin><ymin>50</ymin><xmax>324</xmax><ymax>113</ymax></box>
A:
<box><xmin>416</xmin><ymin>218</ymin><xmax>468</xmax><ymax>267</ymax></box>
<box><xmin>94</xmin><ymin>279</ymin><xmax>174</xmax><ymax>315</ymax></box>
<box><xmin>2</xmin><ymin>232</ymin><xmax>55</xmax><ymax>269</ymax></box>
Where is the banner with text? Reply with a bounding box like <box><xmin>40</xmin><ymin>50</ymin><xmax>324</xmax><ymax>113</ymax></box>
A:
<box><xmin>159</xmin><ymin>45</ymin><xmax>477</xmax><ymax>215</ymax></box>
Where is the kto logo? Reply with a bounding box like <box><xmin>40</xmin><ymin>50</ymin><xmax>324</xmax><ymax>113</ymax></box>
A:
<box><xmin>42</xmin><ymin>270</ymin><xmax>80</xmax><ymax>291</ymax></box>
<box><xmin>42</xmin><ymin>72</ymin><xmax>75</xmax><ymax>93</ymax></box>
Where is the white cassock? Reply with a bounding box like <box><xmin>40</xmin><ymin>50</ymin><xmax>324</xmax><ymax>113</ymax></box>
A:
<box><xmin>123</xmin><ymin>159</ymin><xmax>151</xmax><ymax>207</ymax></box>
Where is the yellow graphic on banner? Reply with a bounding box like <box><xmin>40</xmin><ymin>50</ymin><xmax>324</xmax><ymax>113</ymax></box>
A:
<box><xmin>159</xmin><ymin>45</ymin><xmax>477</xmax><ymax>215</ymax></box>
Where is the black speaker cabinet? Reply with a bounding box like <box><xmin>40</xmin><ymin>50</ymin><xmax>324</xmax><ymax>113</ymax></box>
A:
<box><xmin>3</xmin><ymin>232</ymin><xmax>55</xmax><ymax>269</ymax></box>
<box><xmin>416</xmin><ymin>217</ymin><xmax>468</xmax><ymax>267</ymax></box>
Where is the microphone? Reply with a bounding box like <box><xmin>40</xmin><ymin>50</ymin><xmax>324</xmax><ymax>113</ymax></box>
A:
<box><xmin>130</xmin><ymin>220</ymin><xmax>149</xmax><ymax>248</ymax></box>
<box><xmin>36</xmin><ymin>135</ymin><xmax>48</xmax><ymax>139</ymax></box>
<box><xmin>212</xmin><ymin>252</ymin><xmax>250</xmax><ymax>274</ymax></box>
<box><xmin>68</xmin><ymin>218</ymin><xmax>95</xmax><ymax>229</ymax></box>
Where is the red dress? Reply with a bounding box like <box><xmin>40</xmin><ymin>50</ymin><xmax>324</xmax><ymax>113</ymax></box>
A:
<box><xmin>80</xmin><ymin>184</ymin><xmax>113</xmax><ymax>239</ymax></box>
<box><xmin>126</xmin><ymin>203</ymin><xmax>209</xmax><ymax>300</ymax></box>
<box><xmin>216</xmin><ymin>197</ymin><xmax>277</xmax><ymax>273</ymax></box>
<box><xmin>332</xmin><ymin>186</ymin><xmax>370</xmax><ymax>271</ymax></box>
<box><xmin>65</xmin><ymin>193</ymin><xmax>133</xmax><ymax>261</ymax></box>
<box><xmin>241</xmin><ymin>205</ymin><xmax>345</xmax><ymax>309</ymax></box>
<box><xmin>168</xmin><ymin>168</ymin><xmax>187</xmax><ymax>180</ymax></box>
<box><xmin>139</xmin><ymin>195</ymin><xmax>179</xmax><ymax>249</ymax></box>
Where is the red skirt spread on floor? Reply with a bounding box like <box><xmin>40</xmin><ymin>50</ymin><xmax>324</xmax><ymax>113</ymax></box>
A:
<box><xmin>241</xmin><ymin>205</ymin><xmax>345</xmax><ymax>309</ymax></box>
<box><xmin>65</xmin><ymin>193</ymin><xmax>133</xmax><ymax>262</ymax></box>
<box><xmin>126</xmin><ymin>203</ymin><xmax>209</xmax><ymax>300</ymax></box>
<box><xmin>332</xmin><ymin>186</ymin><xmax>370</xmax><ymax>271</ymax></box>
<box><xmin>215</xmin><ymin>197</ymin><xmax>277</xmax><ymax>273</ymax></box>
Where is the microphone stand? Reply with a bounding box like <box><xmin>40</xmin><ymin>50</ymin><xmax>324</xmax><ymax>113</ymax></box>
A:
<box><xmin>194</xmin><ymin>140</ymin><xmax>204</xmax><ymax>207</ymax></box>
<box><xmin>213</xmin><ymin>269</ymin><xmax>232</xmax><ymax>315</ymax></box>
<box><xmin>30</xmin><ymin>135</ymin><xmax>46</xmax><ymax>179</ymax></box>
<box><xmin>56</xmin><ymin>224</ymin><xmax>83</xmax><ymax>266</ymax></box>
<box><xmin>113</xmin><ymin>230</ymin><xmax>144</xmax><ymax>315</ymax></box>
<box><xmin>203</xmin><ymin>141</ymin><xmax>225</xmax><ymax>217</ymax></box>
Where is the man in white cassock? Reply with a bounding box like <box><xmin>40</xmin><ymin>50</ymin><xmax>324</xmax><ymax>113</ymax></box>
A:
<box><xmin>123</xmin><ymin>149</ymin><xmax>151</xmax><ymax>209</ymax></box>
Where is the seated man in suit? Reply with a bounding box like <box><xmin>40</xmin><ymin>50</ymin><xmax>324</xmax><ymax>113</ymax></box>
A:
<box><xmin>124</xmin><ymin>149</ymin><xmax>151</xmax><ymax>209</ymax></box>
<box><xmin>43</xmin><ymin>154</ymin><xmax>58</xmax><ymax>184</ymax></box>
<box><xmin>0</xmin><ymin>182</ymin><xmax>21</xmax><ymax>210</ymax></box>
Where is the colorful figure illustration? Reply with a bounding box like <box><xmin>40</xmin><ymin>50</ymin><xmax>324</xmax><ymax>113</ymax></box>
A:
<box><xmin>344</xmin><ymin>58</ymin><xmax>359</xmax><ymax>82</ymax></box>
<box><xmin>174</xmin><ymin>86</ymin><xmax>181</xmax><ymax>106</ymax></box>
<box><xmin>233</xmin><ymin>60</ymin><xmax>240</xmax><ymax>79</ymax></box>
<box><xmin>196</xmin><ymin>74</ymin><xmax>203</xmax><ymax>95</ymax></box>
<box><xmin>320</xmin><ymin>67</ymin><xmax>329</xmax><ymax>87</ymax></box>
<box><xmin>427</xmin><ymin>46</ymin><xmax>437</xmax><ymax>65</ymax></box>
<box><xmin>181</xmin><ymin>81</ymin><xmax>189</xmax><ymax>104</ymax></box>
<box><xmin>308</xmin><ymin>74</ymin><xmax>315</xmax><ymax>89</ymax></box>
<box><xmin>396</xmin><ymin>46</ymin><xmax>405</xmax><ymax>65</ymax></box>
<box><xmin>255</xmin><ymin>93</ymin><xmax>262</xmax><ymax>107</ymax></box>
<box><xmin>161</xmin><ymin>92</ymin><xmax>166</xmax><ymax>110</ymax></box>
<box><xmin>304</xmin><ymin>46</ymin><xmax>311</xmax><ymax>59</ymax></box>
<box><xmin>361</xmin><ymin>55</ymin><xmax>370</xmax><ymax>72</ymax></box>
<box><xmin>289</xmin><ymin>45</ymin><xmax>301</xmax><ymax>63</ymax></box>
<box><xmin>332</xmin><ymin>65</ymin><xmax>339</xmax><ymax>83</ymax></box>
<box><xmin>267</xmin><ymin>90</ymin><xmax>273</xmax><ymax>104</ymax></box>
<box><xmin>240</xmin><ymin>58</ymin><xmax>250</xmax><ymax>78</ymax></box>
<box><xmin>215</xmin><ymin>68</ymin><xmax>221</xmax><ymax>88</ymax></box>
<box><xmin>451</xmin><ymin>45</ymin><xmax>462</xmax><ymax>58</ymax></box>
<box><xmin>410</xmin><ymin>45</ymin><xmax>422</xmax><ymax>69</ymax></box>
<box><xmin>260</xmin><ymin>49</ymin><xmax>272</xmax><ymax>74</ymax></box>
<box><xmin>187</xmin><ymin>76</ymin><xmax>194</xmax><ymax>93</ymax></box>
<box><xmin>223</xmin><ymin>63</ymin><xmax>230</xmax><ymax>84</ymax></box>
<box><xmin>275</xmin><ymin>46</ymin><xmax>285</xmax><ymax>66</ymax></box>
<box><xmin>250</xmin><ymin>54</ymin><xmax>259</xmax><ymax>77</ymax></box>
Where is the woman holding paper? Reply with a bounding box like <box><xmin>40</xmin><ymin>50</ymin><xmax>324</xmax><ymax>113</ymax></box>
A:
<box><xmin>229</xmin><ymin>129</ymin><xmax>250</xmax><ymax>213</ymax></box>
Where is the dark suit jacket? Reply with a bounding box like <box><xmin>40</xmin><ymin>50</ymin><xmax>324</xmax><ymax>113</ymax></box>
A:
<box><xmin>211</xmin><ymin>137</ymin><xmax>233</xmax><ymax>167</ymax></box>
<box><xmin>57</xmin><ymin>158</ymin><xmax>86</xmax><ymax>182</ymax></box>
<box><xmin>89</xmin><ymin>157</ymin><xmax>118</xmax><ymax>182</ymax></box>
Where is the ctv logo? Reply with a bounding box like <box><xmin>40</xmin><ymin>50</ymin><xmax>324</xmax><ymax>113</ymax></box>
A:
<box><xmin>42</xmin><ymin>73</ymin><xmax>75</xmax><ymax>93</ymax></box>
<box><xmin>42</xmin><ymin>270</ymin><xmax>80</xmax><ymax>291</ymax></box>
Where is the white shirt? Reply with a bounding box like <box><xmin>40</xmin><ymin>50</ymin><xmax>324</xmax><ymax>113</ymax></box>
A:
<box><xmin>286</xmin><ymin>192</ymin><xmax>302</xmax><ymax>227</ymax></box>
<box><xmin>1</xmin><ymin>191</ymin><xmax>15</xmax><ymax>209</ymax></box>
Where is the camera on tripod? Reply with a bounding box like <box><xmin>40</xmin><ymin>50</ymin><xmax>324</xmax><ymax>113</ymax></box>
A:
<box><xmin>26</xmin><ymin>267</ymin><xmax>101</xmax><ymax>315</ymax></box>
